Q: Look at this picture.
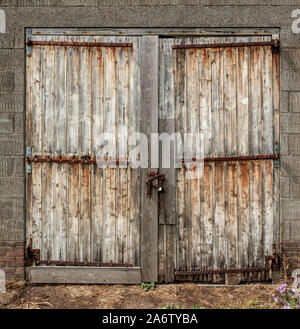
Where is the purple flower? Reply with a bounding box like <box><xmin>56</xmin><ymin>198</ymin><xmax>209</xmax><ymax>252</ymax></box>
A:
<box><xmin>277</xmin><ymin>283</ymin><xmax>288</xmax><ymax>295</ymax></box>
<box><xmin>283</xmin><ymin>306</ymin><xmax>292</xmax><ymax>310</ymax></box>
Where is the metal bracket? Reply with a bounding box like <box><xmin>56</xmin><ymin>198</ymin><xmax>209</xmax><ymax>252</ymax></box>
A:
<box><xmin>26</xmin><ymin>29</ymin><xmax>32</xmax><ymax>57</ymax></box>
<box><xmin>26</xmin><ymin>146</ymin><xmax>32</xmax><ymax>174</ymax></box>
<box><xmin>146</xmin><ymin>172</ymin><xmax>165</xmax><ymax>198</ymax></box>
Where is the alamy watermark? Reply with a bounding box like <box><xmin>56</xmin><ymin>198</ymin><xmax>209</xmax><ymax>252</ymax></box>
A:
<box><xmin>292</xmin><ymin>9</ymin><xmax>300</xmax><ymax>34</ymax></box>
<box><xmin>0</xmin><ymin>269</ymin><xmax>5</xmax><ymax>294</ymax></box>
<box><xmin>95</xmin><ymin>131</ymin><xmax>206</xmax><ymax>180</ymax></box>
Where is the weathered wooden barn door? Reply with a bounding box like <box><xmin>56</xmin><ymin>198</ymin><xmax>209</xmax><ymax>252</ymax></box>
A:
<box><xmin>158</xmin><ymin>36</ymin><xmax>280</xmax><ymax>283</ymax></box>
<box><xmin>25</xmin><ymin>32</ymin><xmax>147</xmax><ymax>283</ymax></box>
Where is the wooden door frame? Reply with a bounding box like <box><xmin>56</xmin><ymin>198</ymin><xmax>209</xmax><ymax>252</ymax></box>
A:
<box><xmin>140</xmin><ymin>36</ymin><xmax>159</xmax><ymax>283</ymax></box>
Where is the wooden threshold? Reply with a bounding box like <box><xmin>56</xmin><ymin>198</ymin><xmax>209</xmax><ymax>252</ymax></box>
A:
<box><xmin>26</xmin><ymin>266</ymin><xmax>142</xmax><ymax>284</ymax></box>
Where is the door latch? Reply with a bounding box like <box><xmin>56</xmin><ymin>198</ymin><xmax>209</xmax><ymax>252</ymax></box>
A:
<box><xmin>146</xmin><ymin>171</ymin><xmax>165</xmax><ymax>198</ymax></box>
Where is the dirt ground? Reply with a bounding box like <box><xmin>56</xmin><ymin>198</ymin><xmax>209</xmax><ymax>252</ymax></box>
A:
<box><xmin>0</xmin><ymin>282</ymin><xmax>282</xmax><ymax>309</ymax></box>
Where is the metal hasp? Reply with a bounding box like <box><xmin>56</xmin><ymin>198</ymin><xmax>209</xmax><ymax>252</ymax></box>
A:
<box><xmin>146</xmin><ymin>171</ymin><xmax>166</xmax><ymax>198</ymax></box>
<box><xmin>175</xmin><ymin>244</ymin><xmax>280</xmax><ymax>282</ymax></box>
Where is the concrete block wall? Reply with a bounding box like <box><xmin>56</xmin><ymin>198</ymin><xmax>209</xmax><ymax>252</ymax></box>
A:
<box><xmin>0</xmin><ymin>0</ymin><xmax>300</xmax><ymax>280</ymax></box>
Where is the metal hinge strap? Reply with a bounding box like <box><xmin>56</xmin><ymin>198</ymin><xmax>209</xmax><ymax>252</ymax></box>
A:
<box><xmin>26</xmin><ymin>29</ymin><xmax>32</xmax><ymax>57</ymax></box>
<box><xmin>274</xmin><ymin>142</ymin><xmax>280</xmax><ymax>168</ymax></box>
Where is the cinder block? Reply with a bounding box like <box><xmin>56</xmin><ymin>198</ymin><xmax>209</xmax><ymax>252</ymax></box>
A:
<box><xmin>0</xmin><ymin>135</ymin><xmax>24</xmax><ymax>156</ymax></box>
<box><xmin>0</xmin><ymin>50</ymin><xmax>24</xmax><ymax>71</ymax></box>
<box><xmin>282</xmin><ymin>199</ymin><xmax>300</xmax><ymax>220</ymax></box>
<box><xmin>290</xmin><ymin>178</ymin><xmax>300</xmax><ymax>198</ymax></box>
<box><xmin>0</xmin><ymin>199</ymin><xmax>12</xmax><ymax>220</ymax></box>
<box><xmin>0</xmin><ymin>113</ymin><xmax>14</xmax><ymax>134</ymax></box>
<box><xmin>289</xmin><ymin>135</ymin><xmax>300</xmax><ymax>155</ymax></box>
<box><xmin>0</xmin><ymin>93</ymin><xmax>24</xmax><ymax>113</ymax></box>
<box><xmin>140</xmin><ymin>0</ymin><xmax>169</xmax><ymax>5</ymax></box>
<box><xmin>0</xmin><ymin>156</ymin><xmax>24</xmax><ymax>177</ymax></box>
<box><xmin>16</xmin><ymin>0</ymin><xmax>56</xmax><ymax>5</ymax></box>
<box><xmin>226</xmin><ymin>0</ymin><xmax>264</xmax><ymax>5</ymax></box>
<box><xmin>14</xmin><ymin>71</ymin><xmax>24</xmax><ymax>92</ymax></box>
<box><xmin>291</xmin><ymin>221</ymin><xmax>300</xmax><ymax>241</ymax></box>
<box><xmin>98</xmin><ymin>0</ymin><xmax>140</xmax><ymax>4</ymax></box>
<box><xmin>281</xmin><ymin>113</ymin><xmax>300</xmax><ymax>134</ymax></box>
<box><xmin>14</xmin><ymin>113</ymin><xmax>24</xmax><ymax>134</ymax></box>
<box><xmin>281</xmin><ymin>71</ymin><xmax>300</xmax><ymax>91</ymax></box>
<box><xmin>0</xmin><ymin>178</ymin><xmax>24</xmax><ymax>198</ymax></box>
<box><xmin>280</xmin><ymin>176</ymin><xmax>289</xmax><ymax>198</ymax></box>
<box><xmin>290</xmin><ymin>92</ymin><xmax>300</xmax><ymax>113</ymax></box>
<box><xmin>204</xmin><ymin>0</ymin><xmax>225</xmax><ymax>5</ymax></box>
<box><xmin>184</xmin><ymin>0</ymin><xmax>203</xmax><ymax>5</ymax></box>
<box><xmin>281</xmin><ymin>49</ymin><xmax>300</xmax><ymax>70</ymax></box>
<box><xmin>0</xmin><ymin>27</ymin><xmax>15</xmax><ymax>48</ymax></box>
<box><xmin>280</xmin><ymin>134</ymin><xmax>289</xmax><ymax>156</ymax></box>
<box><xmin>282</xmin><ymin>220</ymin><xmax>291</xmax><ymax>241</ymax></box>
<box><xmin>0</xmin><ymin>71</ymin><xmax>15</xmax><ymax>92</ymax></box>
<box><xmin>280</xmin><ymin>91</ymin><xmax>289</xmax><ymax>113</ymax></box>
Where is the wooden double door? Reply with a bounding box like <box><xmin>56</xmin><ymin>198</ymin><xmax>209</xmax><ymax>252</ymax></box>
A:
<box><xmin>26</xmin><ymin>30</ymin><xmax>279</xmax><ymax>284</ymax></box>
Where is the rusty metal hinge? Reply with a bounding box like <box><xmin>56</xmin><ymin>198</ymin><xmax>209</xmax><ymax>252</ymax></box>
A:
<box><xmin>175</xmin><ymin>244</ymin><xmax>280</xmax><ymax>281</ymax></box>
<box><xmin>25</xmin><ymin>238</ymin><xmax>40</xmax><ymax>267</ymax></box>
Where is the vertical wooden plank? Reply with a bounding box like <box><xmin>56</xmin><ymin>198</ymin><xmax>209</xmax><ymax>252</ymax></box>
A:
<box><xmin>128</xmin><ymin>37</ymin><xmax>141</xmax><ymax>267</ymax></box>
<box><xmin>41</xmin><ymin>44</ymin><xmax>55</xmax><ymax>261</ymax></box>
<box><xmin>213</xmin><ymin>162</ymin><xmax>226</xmax><ymax>270</ymax></box>
<box><xmin>26</xmin><ymin>43</ymin><xmax>33</xmax><ymax>248</ymax></box>
<box><xmin>79</xmin><ymin>46</ymin><xmax>92</xmax><ymax>262</ymax></box>
<box><xmin>54</xmin><ymin>43</ymin><xmax>68</xmax><ymax>261</ymax></box>
<box><xmin>249</xmin><ymin>46</ymin><xmax>262</xmax><ymax>155</ymax></box>
<box><xmin>102</xmin><ymin>38</ymin><xmax>117</xmax><ymax>263</ymax></box>
<box><xmin>237</xmin><ymin>161</ymin><xmax>250</xmax><ymax>268</ymax></box>
<box><xmin>115</xmin><ymin>42</ymin><xmax>129</xmax><ymax>263</ymax></box>
<box><xmin>78</xmin><ymin>164</ymin><xmax>91</xmax><ymax>262</ymax></box>
<box><xmin>201</xmin><ymin>163</ymin><xmax>214</xmax><ymax>269</ymax></box>
<box><xmin>66</xmin><ymin>46</ymin><xmax>80</xmax><ymax>261</ymax></box>
<box><xmin>67</xmin><ymin>164</ymin><xmax>79</xmax><ymax>261</ymax></box>
<box><xmin>223</xmin><ymin>47</ymin><xmax>237</xmax><ymax>156</ymax></box>
<box><xmin>211</xmin><ymin>48</ymin><xmax>221</xmax><ymax>157</ymax></box>
<box><xmin>262</xmin><ymin>46</ymin><xmax>273</xmax><ymax>155</ymax></box>
<box><xmin>78</xmin><ymin>46</ymin><xmax>92</xmax><ymax>156</ymax></box>
<box><xmin>175</xmin><ymin>44</ymin><xmax>187</xmax><ymax>271</ymax></box>
<box><xmin>236</xmin><ymin>46</ymin><xmax>249</xmax><ymax>156</ymax></box>
<box><xmin>272</xmin><ymin>49</ymin><xmax>280</xmax><ymax>250</ymax></box>
<box><xmin>225</xmin><ymin>162</ymin><xmax>238</xmax><ymax>268</ymax></box>
<box><xmin>186</xmin><ymin>46</ymin><xmax>201</xmax><ymax>270</ymax></box>
<box><xmin>249</xmin><ymin>160</ymin><xmax>263</xmax><ymax>267</ymax></box>
<box><xmin>200</xmin><ymin>47</ymin><xmax>212</xmax><ymax>157</ymax></box>
<box><xmin>67</xmin><ymin>46</ymin><xmax>79</xmax><ymax>156</ymax></box>
<box><xmin>29</xmin><ymin>45</ymin><xmax>43</xmax><ymax>251</ymax></box>
<box><xmin>159</xmin><ymin>39</ymin><xmax>176</xmax><ymax>226</ymax></box>
<box><xmin>263</xmin><ymin>160</ymin><xmax>273</xmax><ymax>256</ymax></box>
<box><xmin>140</xmin><ymin>36</ymin><xmax>159</xmax><ymax>282</ymax></box>
<box><xmin>91</xmin><ymin>46</ymin><xmax>104</xmax><ymax>262</ymax></box>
